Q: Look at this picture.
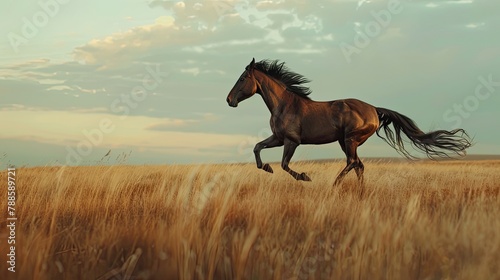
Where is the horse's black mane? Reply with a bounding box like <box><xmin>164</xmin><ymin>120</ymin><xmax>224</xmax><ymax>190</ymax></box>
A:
<box><xmin>253</xmin><ymin>59</ymin><xmax>312</xmax><ymax>99</ymax></box>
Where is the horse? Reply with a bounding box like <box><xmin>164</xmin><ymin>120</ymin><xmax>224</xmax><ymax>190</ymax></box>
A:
<box><xmin>226</xmin><ymin>58</ymin><xmax>472</xmax><ymax>185</ymax></box>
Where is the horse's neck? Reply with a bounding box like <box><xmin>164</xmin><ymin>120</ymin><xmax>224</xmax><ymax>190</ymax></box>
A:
<box><xmin>255</xmin><ymin>73</ymin><xmax>288</xmax><ymax>113</ymax></box>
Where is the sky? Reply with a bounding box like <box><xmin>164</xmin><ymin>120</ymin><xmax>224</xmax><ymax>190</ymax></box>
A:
<box><xmin>0</xmin><ymin>0</ymin><xmax>499</xmax><ymax>168</ymax></box>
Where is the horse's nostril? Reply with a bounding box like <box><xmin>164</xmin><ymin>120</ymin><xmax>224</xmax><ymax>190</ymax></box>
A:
<box><xmin>226</xmin><ymin>97</ymin><xmax>230</xmax><ymax>103</ymax></box>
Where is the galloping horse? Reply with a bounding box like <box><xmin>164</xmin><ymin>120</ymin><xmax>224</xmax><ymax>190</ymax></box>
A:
<box><xmin>226</xmin><ymin>58</ymin><xmax>472</xmax><ymax>185</ymax></box>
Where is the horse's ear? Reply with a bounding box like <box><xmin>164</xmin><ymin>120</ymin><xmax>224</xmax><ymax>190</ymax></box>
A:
<box><xmin>250</xmin><ymin>58</ymin><xmax>255</xmax><ymax>69</ymax></box>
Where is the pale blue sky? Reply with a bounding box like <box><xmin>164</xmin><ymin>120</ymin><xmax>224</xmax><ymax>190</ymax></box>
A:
<box><xmin>1</xmin><ymin>0</ymin><xmax>499</xmax><ymax>167</ymax></box>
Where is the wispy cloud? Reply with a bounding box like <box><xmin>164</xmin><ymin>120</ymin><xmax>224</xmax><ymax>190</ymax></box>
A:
<box><xmin>0</xmin><ymin>108</ymin><xmax>256</xmax><ymax>157</ymax></box>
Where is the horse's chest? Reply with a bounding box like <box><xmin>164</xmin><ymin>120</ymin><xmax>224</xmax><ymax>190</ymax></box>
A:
<box><xmin>270</xmin><ymin>114</ymin><xmax>299</xmax><ymax>140</ymax></box>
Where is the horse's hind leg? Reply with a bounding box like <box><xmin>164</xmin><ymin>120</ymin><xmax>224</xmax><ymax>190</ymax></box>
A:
<box><xmin>354</xmin><ymin>134</ymin><xmax>373</xmax><ymax>186</ymax></box>
<box><xmin>335</xmin><ymin>124</ymin><xmax>376</xmax><ymax>186</ymax></box>
<box><xmin>281</xmin><ymin>138</ymin><xmax>311</xmax><ymax>181</ymax></box>
<box><xmin>354</xmin><ymin>160</ymin><xmax>364</xmax><ymax>186</ymax></box>
<box><xmin>333</xmin><ymin>159</ymin><xmax>357</xmax><ymax>186</ymax></box>
<box><xmin>334</xmin><ymin>139</ymin><xmax>360</xmax><ymax>186</ymax></box>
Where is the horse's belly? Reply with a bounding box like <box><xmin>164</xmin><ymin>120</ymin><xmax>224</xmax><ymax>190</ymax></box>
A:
<box><xmin>301</xmin><ymin>132</ymin><xmax>338</xmax><ymax>144</ymax></box>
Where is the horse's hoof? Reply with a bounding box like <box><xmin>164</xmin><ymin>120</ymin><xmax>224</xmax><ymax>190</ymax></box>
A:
<box><xmin>263</xmin><ymin>163</ymin><xmax>273</xmax><ymax>173</ymax></box>
<box><xmin>300</xmin><ymin>172</ymin><xmax>311</xmax><ymax>181</ymax></box>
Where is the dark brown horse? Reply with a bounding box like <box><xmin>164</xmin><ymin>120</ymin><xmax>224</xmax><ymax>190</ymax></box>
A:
<box><xmin>226</xmin><ymin>58</ymin><xmax>472</xmax><ymax>185</ymax></box>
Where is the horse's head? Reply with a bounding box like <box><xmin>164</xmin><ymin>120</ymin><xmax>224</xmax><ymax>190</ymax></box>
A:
<box><xmin>226</xmin><ymin>58</ymin><xmax>259</xmax><ymax>108</ymax></box>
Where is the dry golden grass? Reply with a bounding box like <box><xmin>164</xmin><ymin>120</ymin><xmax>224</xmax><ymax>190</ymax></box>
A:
<box><xmin>1</xmin><ymin>160</ymin><xmax>499</xmax><ymax>280</ymax></box>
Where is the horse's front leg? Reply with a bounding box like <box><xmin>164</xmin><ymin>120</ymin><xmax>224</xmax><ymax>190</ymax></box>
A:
<box><xmin>254</xmin><ymin>134</ymin><xmax>283</xmax><ymax>173</ymax></box>
<box><xmin>281</xmin><ymin>138</ymin><xmax>311</xmax><ymax>181</ymax></box>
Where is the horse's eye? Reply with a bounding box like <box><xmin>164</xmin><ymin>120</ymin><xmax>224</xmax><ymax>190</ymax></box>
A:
<box><xmin>239</xmin><ymin>77</ymin><xmax>244</xmax><ymax>82</ymax></box>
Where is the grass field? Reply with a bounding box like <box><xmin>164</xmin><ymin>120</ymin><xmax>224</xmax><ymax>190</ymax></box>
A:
<box><xmin>1</xmin><ymin>160</ymin><xmax>499</xmax><ymax>280</ymax></box>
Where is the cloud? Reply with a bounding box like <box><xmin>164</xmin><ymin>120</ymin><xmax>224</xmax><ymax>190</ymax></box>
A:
<box><xmin>46</xmin><ymin>85</ymin><xmax>73</xmax><ymax>91</ymax></box>
<box><xmin>146</xmin><ymin>119</ymin><xmax>198</xmax><ymax>130</ymax></box>
<box><xmin>0</xmin><ymin>104</ymin><xmax>48</xmax><ymax>112</ymax></box>
<box><xmin>73</xmin><ymin>16</ymin><xmax>178</xmax><ymax>68</ymax></box>
<box><xmin>0</xmin><ymin>108</ymin><xmax>257</xmax><ymax>157</ymax></box>
<box><xmin>68</xmin><ymin>107</ymin><xmax>110</xmax><ymax>114</ymax></box>
<box><xmin>465</xmin><ymin>22</ymin><xmax>485</xmax><ymax>29</ymax></box>
<box><xmin>72</xmin><ymin>13</ymin><xmax>269</xmax><ymax>69</ymax></box>
<box><xmin>146</xmin><ymin>113</ymin><xmax>219</xmax><ymax>131</ymax></box>
<box><xmin>180</xmin><ymin>67</ymin><xmax>200</xmax><ymax>76</ymax></box>
<box><xmin>148</xmin><ymin>0</ymin><xmax>242</xmax><ymax>28</ymax></box>
<box><xmin>8</xmin><ymin>59</ymin><xmax>51</xmax><ymax>70</ymax></box>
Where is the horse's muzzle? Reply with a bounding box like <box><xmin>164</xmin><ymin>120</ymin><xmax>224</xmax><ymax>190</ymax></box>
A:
<box><xmin>227</xmin><ymin>97</ymin><xmax>238</xmax><ymax>107</ymax></box>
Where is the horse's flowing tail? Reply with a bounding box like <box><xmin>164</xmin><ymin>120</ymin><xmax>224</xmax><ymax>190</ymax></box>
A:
<box><xmin>375</xmin><ymin>107</ymin><xmax>472</xmax><ymax>159</ymax></box>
